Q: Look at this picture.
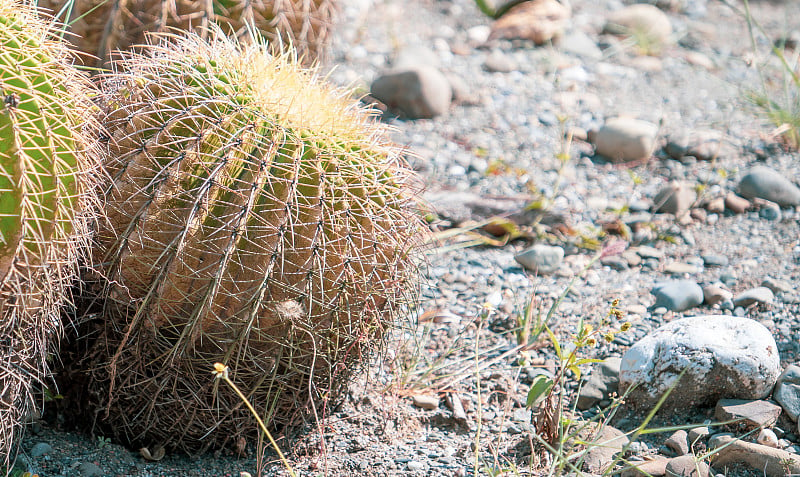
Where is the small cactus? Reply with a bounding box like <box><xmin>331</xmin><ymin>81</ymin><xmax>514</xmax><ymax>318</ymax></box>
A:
<box><xmin>75</xmin><ymin>31</ymin><xmax>425</xmax><ymax>451</ymax></box>
<box><xmin>0</xmin><ymin>0</ymin><xmax>100</xmax><ymax>467</ymax></box>
<box><xmin>40</xmin><ymin>0</ymin><xmax>336</xmax><ymax>68</ymax></box>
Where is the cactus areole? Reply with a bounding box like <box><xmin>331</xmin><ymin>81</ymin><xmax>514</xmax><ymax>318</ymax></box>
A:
<box><xmin>0</xmin><ymin>0</ymin><xmax>100</xmax><ymax>468</ymax></box>
<box><xmin>82</xmin><ymin>32</ymin><xmax>424</xmax><ymax>452</ymax></box>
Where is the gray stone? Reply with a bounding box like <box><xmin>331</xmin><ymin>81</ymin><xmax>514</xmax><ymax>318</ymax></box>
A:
<box><xmin>577</xmin><ymin>357</ymin><xmax>622</xmax><ymax>410</ymax></box>
<box><xmin>759</xmin><ymin>203</ymin><xmax>782</xmax><ymax>221</ymax></box>
<box><xmin>653</xmin><ymin>181</ymin><xmax>697</xmax><ymax>215</ymax></box>
<box><xmin>651</xmin><ymin>280</ymin><xmax>703</xmax><ymax>312</ymax></box>
<box><xmin>665</xmin><ymin>455</ymin><xmax>709</xmax><ymax>477</ymax></box>
<box><xmin>593</xmin><ymin>117</ymin><xmax>658</xmax><ymax>162</ymax></box>
<box><xmin>30</xmin><ymin>442</ymin><xmax>52</xmax><ymax>457</ymax></box>
<box><xmin>738</xmin><ymin>166</ymin><xmax>800</xmax><ymax>207</ymax></box>
<box><xmin>733</xmin><ymin>287</ymin><xmax>774</xmax><ymax>307</ymax></box>
<box><xmin>515</xmin><ymin>244</ymin><xmax>565</xmax><ymax>275</ymax></box>
<box><xmin>701</xmin><ymin>254</ymin><xmax>728</xmax><ymax>267</ymax></box>
<box><xmin>77</xmin><ymin>462</ymin><xmax>104</xmax><ymax>477</ymax></box>
<box><xmin>371</xmin><ymin>66</ymin><xmax>451</xmax><ymax>119</ymax></box>
<box><xmin>634</xmin><ymin>245</ymin><xmax>665</xmax><ymax>259</ymax></box>
<box><xmin>665</xmin><ymin>430</ymin><xmax>690</xmax><ymax>455</ymax></box>
<box><xmin>715</xmin><ymin>399</ymin><xmax>782</xmax><ymax>430</ymax></box>
<box><xmin>774</xmin><ymin>365</ymin><xmax>800</xmax><ymax>421</ymax></box>
<box><xmin>620</xmin><ymin>316</ymin><xmax>781</xmax><ymax>408</ymax></box>
<box><xmin>605</xmin><ymin>4</ymin><xmax>673</xmax><ymax>45</ymax></box>
<box><xmin>665</xmin><ymin>130</ymin><xmax>733</xmax><ymax>162</ymax></box>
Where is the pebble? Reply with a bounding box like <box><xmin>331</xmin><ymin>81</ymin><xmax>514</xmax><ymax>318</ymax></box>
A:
<box><xmin>702</xmin><ymin>285</ymin><xmax>732</xmax><ymax>306</ymax></box>
<box><xmin>604</xmin><ymin>5</ymin><xmax>673</xmax><ymax>46</ymax></box>
<box><xmin>665</xmin><ymin>455</ymin><xmax>709</xmax><ymax>477</ymax></box>
<box><xmin>724</xmin><ymin>192</ymin><xmax>750</xmax><ymax>213</ymax></box>
<box><xmin>665</xmin><ymin>129</ymin><xmax>731</xmax><ymax>161</ymax></box>
<box><xmin>705</xmin><ymin>197</ymin><xmax>725</xmax><ymax>214</ymax></box>
<box><xmin>620</xmin><ymin>316</ymin><xmax>781</xmax><ymax>407</ymax></box>
<box><xmin>733</xmin><ymin>287</ymin><xmax>774</xmax><ymax>307</ymax></box>
<box><xmin>514</xmin><ymin>244</ymin><xmax>565</xmax><ymax>275</ymax></box>
<box><xmin>634</xmin><ymin>245</ymin><xmax>665</xmax><ymax>259</ymax></box>
<box><xmin>701</xmin><ymin>254</ymin><xmax>728</xmax><ymax>267</ymax></box>
<box><xmin>664</xmin><ymin>262</ymin><xmax>699</xmax><ymax>275</ymax></box>
<box><xmin>759</xmin><ymin>202</ymin><xmax>782</xmax><ymax>221</ymax></box>
<box><xmin>30</xmin><ymin>442</ymin><xmax>52</xmax><ymax>457</ymax></box>
<box><xmin>773</xmin><ymin>365</ymin><xmax>800</xmax><ymax>421</ymax></box>
<box><xmin>664</xmin><ymin>430</ymin><xmax>690</xmax><ymax>455</ymax></box>
<box><xmin>653</xmin><ymin>181</ymin><xmax>697</xmax><ymax>215</ymax></box>
<box><xmin>761</xmin><ymin>277</ymin><xmax>792</xmax><ymax>294</ymax></box>
<box><xmin>688</xmin><ymin>427</ymin><xmax>711</xmax><ymax>444</ymax></box>
<box><xmin>758</xmin><ymin>428</ymin><xmax>780</xmax><ymax>448</ymax></box>
<box><xmin>411</xmin><ymin>394</ymin><xmax>439</xmax><ymax>410</ymax></box>
<box><xmin>407</xmin><ymin>460</ymin><xmax>425</xmax><ymax>471</ymax></box>
<box><xmin>582</xmin><ymin>425</ymin><xmax>629</xmax><ymax>473</ymax></box>
<box><xmin>621</xmin><ymin>457</ymin><xmax>669</xmax><ymax>477</ymax></box>
<box><xmin>483</xmin><ymin>50</ymin><xmax>517</xmax><ymax>73</ymax></box>
<box><xmin>651</xmin><ymin>280</ymin><xmax>703</xmax><ymax>312</ymax></box>
<box><xmin>715</xmin><ymin>399</ymin><xmax>782</xmax><ymax>430</ymax></box>
<box><xmin>592</xmin><ymin>117</ymin><xmax>659</xmax><ymax>162</ymax></box>
<box><xmin>488</xmin><ymin>0</ymin><xmax>571</xmax><ymax>45</ymax></box>
<box><xmin>738</xmin><ymin>166</ymin><xmax>800</xmax><ymax>207</ymax></box>
<box><xmin>370</xmin><ymin>66</ymin><xmax>452</xmax><ymax>119</ymax></box>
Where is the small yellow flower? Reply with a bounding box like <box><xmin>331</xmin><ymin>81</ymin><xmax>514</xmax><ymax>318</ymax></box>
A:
<box><xmin>212</xmin><ymin>362</ymin><xmax>229</xmax><ymax>380</ymax></box>
<box><xmin>604</xmin><ymin>333</ymin><xmax>615</xmax><ymax>343</ymax></box>
<box><xmin>620</xmin><ymin>322</ymin><xmax>631</xmax><ymax>332</ymax></box>
<box><xmin>586</xmin><ymin>338</ymin><xmax>598</xmax><ymax>347</ymax></box>
<box><xmin>611</xmin><ymin>298</ymin><xmax>620</xmax><ymax>307</ymax></box>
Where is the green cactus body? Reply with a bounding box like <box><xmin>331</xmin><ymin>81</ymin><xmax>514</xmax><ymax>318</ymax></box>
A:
<box><xmin>0</xmin><ymin>0</ymin><xmax>100</xmax><ymax>468</ymax></box>
<box><xmin>84</xmin><ymin>32</ymin><xmax>424</xmax><ymax>451</ymax></box>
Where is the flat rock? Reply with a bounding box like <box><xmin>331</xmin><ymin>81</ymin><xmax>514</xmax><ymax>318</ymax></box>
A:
<box><xmin>654</xmin><ymin>181</ymin><xmax>697</xmax><ymax>215</ymax></box>
<box><xmin>371</xmin><ymin>66</ymin><xmax>451</xmax><ymax>119</ymax></box>
<box><xmin>489</xmin><ymin>0</ymin><xmax>571</xmax><ymax>45</ymax></box>
<box><xmin>715</xmin><ymin>399</ymin><xmax>782</xmax><ymax>430</ymax></box>
<box><xmin>738</xmin><ymin>166</ymin><xmax>800</xmax><ymax>207</ymax></box>
<box><xmin>664</xmin><ymin>262</ymin><xmax>699</xmax><ymax>275</ymax></box>
<box><xmin>733</xmin><ymin>287</ymin><xmax>774</xmax><ymax>307</ymax></box>
<box><xmin>593</xmin><ymin>117</ymin><xmax>658</xmax><ymax>162</ymax></box>
<box><xmin>604</xmin><ymin>4</ymin><xmax>672</xmax><ymax>45</ymax></box>
<box><xmin>515</xmin><ymin>244</ymin><xmax>564</xmax><ymax>275</ymax></box>
<box><xmin>651</xmin><ymin>280</ymin><xmax>703</xmax><ymax>311</ymax></box>
<box><xmin>664</xmin><ymin>455</ymin><xmax>708</xmax><ymax>477</ymax></box>
<box><xmin>709</xmin><ymin>434</ymin><xmax>800</xmax><ymax>477</ymax></box>
<box><xmin>773</xmin><ymin>365</ymin><xmax>800</xmax><ymax>421</ymax></box>
<box><xmin>688</xmin><ymin>427</ymin><xmax>711</xmax><ymax>444</ymax></box>
<box><xmin>582</xmin><ymin>425</ymin><xmax>629</xmax><ymax>473</ymax></box>
<box><xmin>621</xmin><ymin>457</ymin><xmax>669</xmax><ymax>477</ymax></box>
<box><xmin>619</xmin><ymin>316</ymin><xmax>781</xmax><ymax>408</ymax></box>
<box><xmin>577</xmin><ymin>357</ymin><xmax>622</xmax><ymax>410</ymax></box>
<box><xmin>411</xmin><ymin>394</ymin><xmax>439</xmax><ymax>410</ymax></box>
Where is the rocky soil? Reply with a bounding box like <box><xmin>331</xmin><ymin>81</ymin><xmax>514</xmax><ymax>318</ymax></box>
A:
<box><xmin>15</xmin><ymin>0</ymin><xmax>800</xmax><ymax>475</ymax></box>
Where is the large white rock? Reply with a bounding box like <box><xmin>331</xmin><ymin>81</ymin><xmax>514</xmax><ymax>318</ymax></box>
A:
<box><xmin>619</xmin><ymin>316</ymin><xmax>780</xmax><ymax>408</ymax></box>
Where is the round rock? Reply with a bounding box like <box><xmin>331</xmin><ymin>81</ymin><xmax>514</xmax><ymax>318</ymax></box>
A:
<box><xmin>593</xmin><ymin>117</ymin><xmax>658</xmax><ymax>162</ymax></box>
<box><xmin>665</xmin><ymin>455</ymin><xmax>709</xmax><ymax>477</ymax></box>
<box><xmin>370</xmin><ymin>66</ymin><xmax>452</xmax><ymax>119</ymax></box>
<box><xmin>738</xmin><ymin>166</ymin><xmax>800</xmax><ymax>207</ymax></box>
<box><xmin>651</xmin><ymin>280</ymin><xmax>703</xmax><ymax>312</ymax></box>
<box><xmin>619</xmin><ymin>316</ymin><xmax>781</xmax><ymax>408</ymax></box>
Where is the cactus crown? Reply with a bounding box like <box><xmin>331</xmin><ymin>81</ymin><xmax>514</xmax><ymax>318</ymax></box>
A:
<box><xmin>85</xmin><ymin>31</ymin><xmax>424</xmax><ymax>451</ymax></box>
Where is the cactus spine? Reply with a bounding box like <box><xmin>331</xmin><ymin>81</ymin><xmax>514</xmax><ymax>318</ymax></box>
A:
<box><xmin>78</xmin><ymin>31</ymin><xmax>424</xmax><ymax>451</ymax></box>
<box><xmin>40</xmin><ymin>0</ymin><xmax>335</xmax><ymax>68</ymax></box>
<box><xmin>0</xmin><ymin>0</ymin><xmax>100</xmax><ymax>467</ymax></box>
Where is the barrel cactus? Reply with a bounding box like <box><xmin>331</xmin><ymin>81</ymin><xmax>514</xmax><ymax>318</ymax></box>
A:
<box><xmin>72</xmin><ymin>31</ymin><xmax>425</xmax><ymax>452</ymax></box>
<box><xmin>0</xmin><ymin>0</ymin><xmax>100</xmax><ymax>467</ymax></box>
<box><xmin>40</xmin><ymin>0</ymin><xmax>336</xmax><ymax>68</ymax></box>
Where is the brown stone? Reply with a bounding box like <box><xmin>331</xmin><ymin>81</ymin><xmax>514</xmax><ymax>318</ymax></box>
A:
<box><xmin>489</xmin><ymin>0</ymin><xmax>571</xmax><ymax>45</ymax></box>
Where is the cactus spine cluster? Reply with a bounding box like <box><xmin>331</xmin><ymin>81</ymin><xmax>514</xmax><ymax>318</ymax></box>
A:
<box><xmin>40</xmin><ymin>0</ymin><xmax>336</xmax><ymax>67</ymax></box>
<box><xmin>74</xmin><ymin>31</ymin><xmax>423</xmax><ymax>451</ymax></box>
<box><xmin>0</xmin><ymin>0</ymin><xmax>100</xmax><ymax>467</ymax></box>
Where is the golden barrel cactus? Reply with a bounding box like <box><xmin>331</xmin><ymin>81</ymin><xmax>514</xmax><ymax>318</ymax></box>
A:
<box><xmin>0</xmin><ymin>0</ymin><xmax>100</xmax><ymax>467</ymax></box>
<box><xmin>40</xmin><ymin>0</ymin><xmax>336</xmax><ymax>68</ymax></box>
<box><xmin>72</xmin><ymin>31</ymin><xmax>425</xmax><ymax>451</ymax></box>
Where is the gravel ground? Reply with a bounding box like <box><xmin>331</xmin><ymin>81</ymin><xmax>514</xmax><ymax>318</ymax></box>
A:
<box><xmin>16</xmin><ymin>0</ymin><xmax>800</xmax><ymax>475</ymax></box>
